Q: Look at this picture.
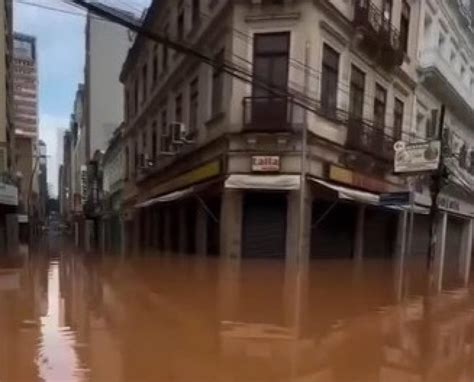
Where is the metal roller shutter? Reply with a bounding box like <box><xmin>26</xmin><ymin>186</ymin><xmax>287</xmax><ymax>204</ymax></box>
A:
<box><xmin>242</xmin><ymin>193</ymin><xmax>287</xmax><ymax>258</ymax></box>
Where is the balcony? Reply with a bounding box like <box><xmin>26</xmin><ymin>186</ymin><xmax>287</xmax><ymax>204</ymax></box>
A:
<box><xmin>353</xmin><ymin>0</ymin><xmax>404</xmax><ymax>69</ymax></box>
<box><xmin>346</xmin><ymin>118</ymin><xmax>394</xmax><ymax>162</ymax></box>
<box><xmin>243</xmin><ymin>96</ymin><xmax>295</xmax><ymax>132</ymax></box>
<box><xmin>419</xmin><ymin>48</ymin><xmax>474</xmax><ymax>125</ymax></box>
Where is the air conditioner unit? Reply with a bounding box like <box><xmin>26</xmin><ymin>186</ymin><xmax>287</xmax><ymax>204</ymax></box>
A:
<box><xmin>170</xmin><ymin>122</ymin><xmax>195</xmax><ymax>145</ymax></box>
<box><xmin>160</xmin><ymin>134</ymin><xmax>176</xmax><ymax>156</ymax></box>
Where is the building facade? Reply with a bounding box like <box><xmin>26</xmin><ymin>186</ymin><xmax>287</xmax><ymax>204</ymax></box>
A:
<box><xmin>100</xmin><ymin>125</ymin><xmax>124</xmax><ymax>253</ymax></box>
<box><xmin>37</xmin><ymin>140</ymin><xmax>47</xmax><ymax>223</ymax></box>
<box><xmin>0</xmin><ymin>0</ymin><xmax>17</xmax><ymax>252</ymax></box>
<box><xmin>120</xmin><ymin>0</ymin><xmax>421</xmax><ymax>261</ymax></box>
<box><xmin>411</xmin><ymin>0</ymin><xmax>474</xmax><ymax>290</ymax></box>
<box><xmin>67</xmin><ymin>7</ymin><xmax>132</xmax><ymax>250</ymax></box>
<box><xmin>13</xmin><ymin>32</ymin><xmax>39</xmax><ymax>240</ymax></box>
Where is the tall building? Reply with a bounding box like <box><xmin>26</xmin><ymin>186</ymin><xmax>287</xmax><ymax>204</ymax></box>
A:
<box><xmin>70</xmin><ymin>5</ymin><xmax>132</xmax><ymax>249</ymax></box>
<box><xmin>0</xmin><ymin>0</ymin><xmax>18</xmax><ymax>252</ymax></box>
<box><xmin>38</xmin><ymin>140</ymin><xmax>47</xmax><ymax>221</ymax></box>
<box><xmin>412</xmin><ymin>0</ymin><xmax>474</xmax><ymax>290</ymax></box>
<box><xmin>119</xmin><ymin>0</ymin><xmax>421</xmax><ymax>258</ymax></box>
<box><xmin>13</xmin><ymin>32</ymin><xmax>38</xmax><ymax>236</ymax></box>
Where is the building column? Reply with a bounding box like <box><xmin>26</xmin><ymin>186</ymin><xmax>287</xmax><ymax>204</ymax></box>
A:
<box><xmin>220</xmin><ymin>190</ymin><xmax>243</xmax><ymax>259</ymax></box>
<box><xmin>394</xmin><ymin>210</ymin><xmax>408</xmax><ymax>300</ymax></box>
<box><xmin>163</xmin><ymin>207</ymin><xmax>172</xmax><ymax>255</ymax></box>
<box><xmin>353</xmin><ymin>205</ymin><xmax>366</xmax><ymax>262</ymax></box>
<box><xmin>286</xmin><ymin>184</ymin><xmax>312</xmax><ymax>266</ymax></box>
<box><xmin>432</xmin><ymin>212</ymin><xmax>448</xmax><ymax>292</ymax></box>
<box><xmin>178</xmin><ymin>205</ymin><xmax>188</xmax><ymax>255</ymax></box>
<box><xmin>459</xmin><ymin>219</ymin><xmax>473</xmax><ymax>286</ymax></box>
<box><xmin>195</xmin><ymin>204</ymin><xmax>208</xmax><ymax>257</ymax></box>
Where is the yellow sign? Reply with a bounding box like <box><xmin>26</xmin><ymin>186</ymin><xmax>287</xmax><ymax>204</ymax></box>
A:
<box><xmin>329</xmin><ymin>166</ymin><xmax>353</xmax><ymax>185</ymax></box>
<box><xmin>329</xmin><ymin>165</ymin><xmax>400</xmax><ymax>193</ymax></box>
<box><xmin>147</xmin><ymin>160</ymin><xmax>221</xmax><ymax>200</ymax></box>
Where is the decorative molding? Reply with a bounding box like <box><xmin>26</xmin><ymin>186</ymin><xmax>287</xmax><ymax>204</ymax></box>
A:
<box><xmin>320</xmin><ymin>20</ymin><xmax>349</xmax><ymax>48</ymax></box>
<box><xmin>245</xmin><ymin>12</ymin><xmax>301</xmax><ymax>23</ymax></box>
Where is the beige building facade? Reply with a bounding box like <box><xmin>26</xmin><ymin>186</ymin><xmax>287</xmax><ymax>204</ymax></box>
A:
<box><xmin>0</xmin><ymin>0</ymin><xmax>17</xmax><ymax>251</ymax></box>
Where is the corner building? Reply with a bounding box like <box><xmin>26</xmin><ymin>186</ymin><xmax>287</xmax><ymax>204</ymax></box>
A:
<box><xmin>121</xmin><ymin>0</ymin><xmax>423</xmax><ymax>260</ymax></box>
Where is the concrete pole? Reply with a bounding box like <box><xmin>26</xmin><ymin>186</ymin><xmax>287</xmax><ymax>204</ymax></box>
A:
<box><xmin>394</xmin><ymin>210</ymin><xmax>408</xmax><ymax>301</ymax></box>
<box><xmin>459</xmin><ymin>219</ymin><xmax>473</xmax><ymax>286</ymax></box>
<box><xmin>432</xmin><ymin>212</ymin><xmax>448</xmax><ymax>292</ymax></box>
<box><xmin>220</xmin><ymin>190</ymin><xmax>243</xmax><ymax>259</ymax></box>
<box><xmin>286</xmin><ymin>188</ymin><xmax>312</xmax><ymax>266</ymax></box>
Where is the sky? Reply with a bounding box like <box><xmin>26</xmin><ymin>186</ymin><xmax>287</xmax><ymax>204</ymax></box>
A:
<box><xmin>14</xmin><ymin>0</ymin><xmax>149</xmax><ymax>197</ymax></box>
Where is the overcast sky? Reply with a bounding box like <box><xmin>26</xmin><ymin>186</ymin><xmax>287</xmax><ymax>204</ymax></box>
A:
<box><xmin>14</xmin><ymin>0</ymin><xmax>149</xmax><ymax>197</ymax></box>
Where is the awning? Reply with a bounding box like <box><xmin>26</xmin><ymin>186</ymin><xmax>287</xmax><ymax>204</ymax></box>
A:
<box><xmin>135</xmin><ymin>187</ymin><xmax>194</xmax><ymax>208</ymax></box>
<box><xmin>309</xmin><ymin>178</ymin><xmax>380</xmax><ymax>205</ymax></box>
<box><xmin>225</xmin><ymin>174</ymin><xmax>300</xmax><ymax>190</ymax></box>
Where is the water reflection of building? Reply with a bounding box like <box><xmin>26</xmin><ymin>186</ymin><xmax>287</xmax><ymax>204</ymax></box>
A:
<box><xmin>0</xmin><ymin>254</ymin><xmax>49</xmax><ymax>381</ymax></box>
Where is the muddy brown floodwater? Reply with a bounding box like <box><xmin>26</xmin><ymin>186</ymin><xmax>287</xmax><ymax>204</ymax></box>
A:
<box><xmin>0</xmin><ymin>241</ymin><xmax>474</xmax><ymax>381</ymax></box>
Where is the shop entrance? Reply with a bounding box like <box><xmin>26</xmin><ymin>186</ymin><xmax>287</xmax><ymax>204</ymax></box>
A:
<box><xmin>242</xmin><ymin>192</ymin><xmax>287</xmax><ymax>258</ymax></box>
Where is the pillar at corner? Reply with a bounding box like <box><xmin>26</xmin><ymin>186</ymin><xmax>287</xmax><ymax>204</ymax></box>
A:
<box><xmin>220</xmin><ymin>189</ymin><xmax>243</xmax><ymax>259</ymax></box>
<box><xmin>432</xmin><ymin>212</ymin><xmax>448</xmax><ymax>292</ymax></box>
<box><xmin>459</xmin><ymin>218</ymin><xmax>473</xmax><ymax>286</ymax></box>
<box><xmin>286</xmin><ymin>184</ymin><xmax>312</xmax><ymax>265</ymax></box>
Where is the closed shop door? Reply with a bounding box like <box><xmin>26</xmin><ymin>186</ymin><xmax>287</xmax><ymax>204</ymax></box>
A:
<box><xmin>444</xmin><ymin>215</ymin><xmax>464</xmax><ymax>287</ymax></box>
<box><xmin>363</xmin><ymin>207</ymin><xmax>397</xmax><ymax>258</ymax></box>
<box><xmin>242</xmin><ymin>193</ymin><xmax>287</xmax><ymax>258</ymax></box>
<box><xmin>310</xmin><ymin>201</ymin><xmax>356</xmax><ymax>259</ymax></box>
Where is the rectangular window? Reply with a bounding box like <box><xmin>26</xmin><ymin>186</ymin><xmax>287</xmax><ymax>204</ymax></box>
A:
<box><xmin>211</xmin><ymin>49</ymin><xmax>225</xmax><ymax>116</ymax></box>
<box><xmin>393</xmin><ymin>98</ymin><xmax>404</xmax><ymax>140</ymax></box>
<box><xmin>321</xmin><ymin>44</ymin><xmax>339</xmax><ymax>117</ymax></box>
<box><xmin>134</xmin><ymin>139</ymin><xmax>139</xmax><ymax>175</ymax></box>
<box><xmin>142</xmin><ymin>64</ymin><xmax>148</xmax><ymax>103</ymax></box>
<box><xmin>189</xmin><ymin>78</ymin><xmax>199</xmax><ymax>133</ymax></box>
<box><xmin>192</xmin><ymin>0</ymin><xmax>200</xmax><ymax>28</ymax></box>
<box><xmin>400</xmin><ymin>0</ymin><xmax>410</xmax><ymax>54</ymax></box>
<box><xmin>152</xmin><ymin>45</ymin><xmax>158</xmax><ymax>86</ymax></box>
<box><xmin>175</xmin><ymin>94</ymin><xmax>183</xmax><ymax>122</ymax></box>
<box><xmin>125</xmin><ymin>146</ymin><xmax>130</xmax><ymax>180</ymax></box>
<box><xmin>253</xmin><ymin>32</ymin><xmax>290</xmax><ymax>96</ymax></box>
<box><xmin>134</xmin><ymin>79</ymin><xmax>139</xmax><ymax>114</ymax></box>
<box><xmin>374</xmin><ymin>84</ymin><xmax>387</xmax><ymax>129</ymax></box>
<box><xmin>125</xmin><ymin>89</ymin><xmax>130</xmax><ymax>121</ymax></box>
<box><xmin>349</xmin><ymin>65</ymin><xmax>365</xmax><ymax>120</ymax></box>
<box><xmin>177</xmin><ymin>10</ymin><xmax>184</xmax><ymax>41</ymax></box>
<box><xmin>162</xmin><ymin>25</ymin><xmax>169</xmax><ymax>70</ymax></box>
<box><xmin>152</xmin><ymin>121</ymin><xmax>157</xmax><ymax>159</ymax></box>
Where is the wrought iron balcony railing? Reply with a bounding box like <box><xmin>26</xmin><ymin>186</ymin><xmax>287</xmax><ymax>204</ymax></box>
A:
<box><xmin>346</xmin><ymin>117</ymin><xmax>395</xmax><ymax>162</ymax></box>
<box><xmin>353</xmin><ymin>0</ymin><xmax>404</xmax><ymax>68</ymax></box>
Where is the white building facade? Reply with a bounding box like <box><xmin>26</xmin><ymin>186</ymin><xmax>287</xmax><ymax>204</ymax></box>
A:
<box><xmin>413</xmin><ymin>0</ymin><xmax>474</xmax><ymax>290</ymax></box>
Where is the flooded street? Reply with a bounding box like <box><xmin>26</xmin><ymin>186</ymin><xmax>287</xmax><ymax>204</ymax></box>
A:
<box><xmin>1</xmin><ymin>240</ymin><xmax>474</xmax><ymax>382</ymax></box>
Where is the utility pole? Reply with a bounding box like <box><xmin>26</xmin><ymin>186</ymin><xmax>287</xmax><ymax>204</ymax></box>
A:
<box><xmin>427</xmin><ymin>105</ymin><xmax>446</xmax><ymax>269</ymax></box>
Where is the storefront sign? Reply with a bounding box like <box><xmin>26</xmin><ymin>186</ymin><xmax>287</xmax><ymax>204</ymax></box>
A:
<box><xmin>394</xmin><ymin>140</ymin><xmax>441</xmax><ymax>173</ymax></box>
<box><xmin>147</xmin><ymin>160</ymin><xmax>221</xmax><ymax>200</ymax></box>
<box><xmin>438</xmin><ymin>196</ymin><xmax>461</xmax><ymax>213</ymax></box>
<box><xmin>251</xmin><ymin>156</ymin><xmax>280</xmax><ymax>172</ymax></box>
<box><xmin>0</xmin><ymin>182</ymin><xmax>18</xmax><ymax>206</ymax></box>
<box><xmin>380</xmin><ymin>192</ymin><xmax>411</xmax><ymax>205</ymax></box>
<box><xmin>329</xmin><ymin>165</ymin><xmax>399</xmax><ymax>193</ymax></box>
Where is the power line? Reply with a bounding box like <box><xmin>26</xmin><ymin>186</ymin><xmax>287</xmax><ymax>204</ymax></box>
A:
<box><xmin>15</xmin><ymin>0</ymin><xmax>89</xmax><ymax>17</ymax></box>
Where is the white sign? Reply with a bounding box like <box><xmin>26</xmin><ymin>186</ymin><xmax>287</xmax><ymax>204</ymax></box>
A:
<box><xmin>394</xmin><ymin>141</ymin><xmax>441</xmax><ymax>173</ymax></box>
<box><xmin>251</xmin><ymin>156</ymin><xmax>280</xmax><ymax>172</ymax></box>
<box><xmin>0</xmin><ymin>182</ymin><xmax>18</xmax><ymax>206</ymax></box>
